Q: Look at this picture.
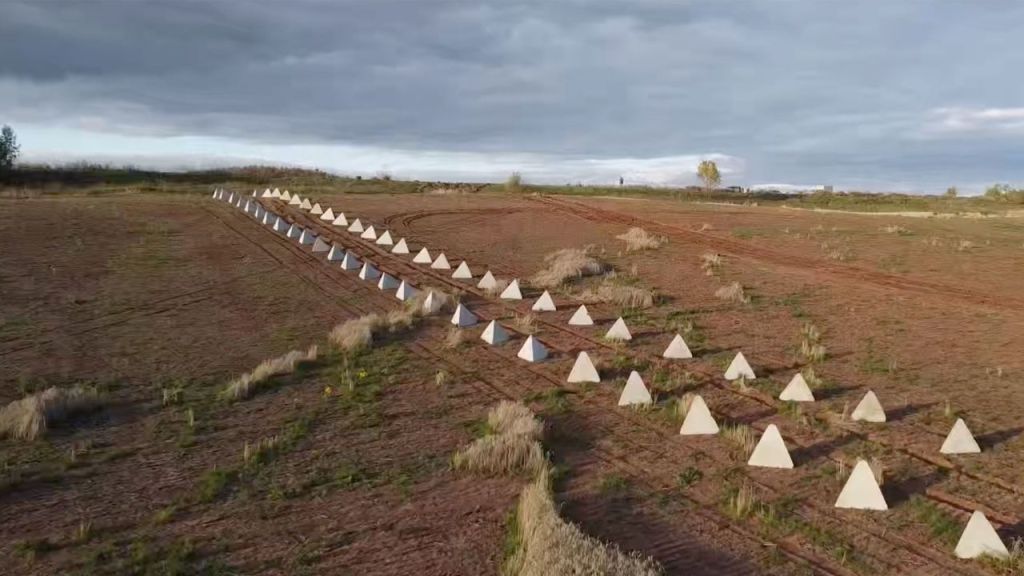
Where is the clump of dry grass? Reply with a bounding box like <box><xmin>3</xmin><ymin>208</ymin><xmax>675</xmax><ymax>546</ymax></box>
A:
<box><xmin>223</xmin><ymin>345</ymin><xmax>319</xmax><ymax>400</ymax></box>
<box><xmin>580</xmin><ymin>282</ymin><xmax>656</xmax><ymax>309</ymax></box>
<box><xmin>514</xmin><ymin>312</ymin><xmax>537</xmax><ymax>333</ymax></box>
<box><xmin>721</xmin><ymin>423</ymin><xmax>755</xmax><ymax>457</ymax></box>
<box><xmin>0</xmin><ymin>385</ymin><xmax>101</xmax><ymax>441</ymax></box>
<box><xmin>444</xmin><ymin>326</ymin><xmax>465</xmax><ymax>349</ymax></box>
<box><xmin>674</xmin><ymin>392</ymin><xmax>696</xmax><ymax>419</ymax></box>
<box><xmin>726</xmin><ymin>483</ymin><xmax>757</xmax><ymax>519</ymax></box>
<box><xmin>881</xmin><ymin>224</ymin><xmax>911</xmax><ymax>235</ymax></box>
<box><xmin>507</xmin><ymin>467</ymin><xmax>661</xmax><ymax>576</ymax></box>
<box><xmin>616</xmin><ymin>227</ymin><xmax>666</xmax><ymax>252</ymax></box>
<box><xmin>485</xmin><ymin>278</ymin><xmax>511</xmax><ymax>297</ymax></box>
<box><xmin>408</xmin><ymin>287</ymin><xmax>454</xmax><ymax>316</ymax></box>
<box><xmin>452</xmin><ymin>401</ymin><xmax>545</xmax><ymax>477</ymax></box>
<box><xmin>530</xmin><ymin>247</ymin><xmax>604</xmax><ymax>289</ymax></box>
<box><xmin>700</xmin><ymin>253</ymin><xmax>723</xmax><ymax>276</ymax></box>
<box><xmin>328</xmin><ymin>291</ymin><xmax>451</xmax><ymax>353</ymax></box>
<box><xmin>489</xmin><ymin>401</ymin><xmax>544</xmax><ymax>438</ymax></box>
<box><xmin>799</xmin><ymin>322</ymin><xmax>826</xmax><ymax>363</ymax></box>
<box><xmin>956</xmin><ymin>239</ymin><xmax>975</xmax><ymax>252</ymax></box>
<box><xmin>329</xmin><ymin>314</ymin><xmax>383</xmax><ymax>352</ymax></box>
<box><xmin>714</xmin><ymin>281</ymin><xmax>749</xmax><ymax>304</ymax></box>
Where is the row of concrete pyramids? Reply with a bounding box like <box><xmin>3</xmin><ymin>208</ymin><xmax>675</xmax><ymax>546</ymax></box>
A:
<box><xmin>216</xmin><ymin>187</ymin><xmax>1009</xmax><ymax>561</ymax></box>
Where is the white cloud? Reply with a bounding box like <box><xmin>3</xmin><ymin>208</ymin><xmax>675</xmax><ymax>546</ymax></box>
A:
<box><xmin>927</xmin><ymin>107</ymin><xmax>1024</xmax><ymax>134</ymax></box>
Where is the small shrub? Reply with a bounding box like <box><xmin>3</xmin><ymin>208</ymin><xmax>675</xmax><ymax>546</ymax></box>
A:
<box><xmin>881</xmin><ymin>224</ymin><xmax>911</xmax><ymax>235</ymax></box>
<box><xmin>616</xmin><ymin>227</ymin><xmax>666</xmax><ymax>252</ymax></box>
<box><xmin>721</xmin><ymin>424</ymin><xmax>755</xmax><ymax>457</ymax></box>
<box><xmin>715</xmin><ymin>282</ymin><xmax>749</xmax><ymax>305</ymax></box>
<box><xmin>726</xmin><ymin>483</ymin><xmax>757</xmax><ymax>519</ymax></box>
<box><xmin>514</xmin><ymin>313</ymin><xmax>537</xmax><ymax>333</ymax></box>
<box><xmin>506</xmin><ymin>172</ymin><xmax>523</xmax><ymax>193</ymax></box>
<box><xmin>452</xmin><ymin>402</ymin><xmax>545</xmax><ymax>477</ymax></box>
<box><xmin>531</xmin><ymin>247</ymin><xmax>604</xmax><ymax>288</ymax></box>
<box><xmin>0</xmin><ymin>385</ymin><xmax>100</xmax><ymax>441</ymax></box>
<box><xmin>485</xmin><ymin>278</ymin><xmax>510</xmax><ymax>297</ymax></box>
<box><xmin>222</xmin><ymin>346</ymin><xmax>318</xmax><ymax>400</ymax></box>
<box><xmin>444</xmin><ymin>327</ymin><xmax>465</xmax><ymax>349</ymax></box>
<box><xmin>700</xmin><ymin>253</ymin><xmax>722</xmax><ymax>276</ymax></box>
<box><xmin>580</xmin><ymin>283</ymin><xmax>655</xmax><ymax>309</ymax></box>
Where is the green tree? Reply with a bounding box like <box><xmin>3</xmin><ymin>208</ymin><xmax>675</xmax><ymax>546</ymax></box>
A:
<box><xmin>0</xmin><ymin>125</ymin><xmax>19</xmax><ymax>170</ymax></box>
<box><xmin>697</xmin><ymin>160</ymin><xmax>721</xmax><ymax>191</ymax></box>
<box><xmin>944</xmin><ymin>186</ymin><xmax>957</xmax><ymax>198</ymax></box>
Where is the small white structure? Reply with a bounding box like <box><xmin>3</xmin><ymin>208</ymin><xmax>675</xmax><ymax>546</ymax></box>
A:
<box><xmin>724</xmin><ymin>352</ymin><xmax>756</xmax><ymax>381</ymax></box>
<box><xmin>289</xmin><ymin>194</ymin><xmax>302</xmax><ymax>206</ymax></box>
<box><xmin>452</xmin><ymin>261</ymin><xmax>473</xmax><ymax>279</ymax></box>
<box><xmin>779</xmin><ymin>373</ymin><xmax>815</xmax><ymax>402</ymax></box>
<box><xmin>377</xmin><ymin>273</ymin><xmax>399</xmax><ymax>290</ymax></box>
<box><xmin>287</xmin><ymin>224</ymin><xmax>302</xmax><ymax>239</ymax></box>
<box><xmin>310</xmin><ymin>202</ymin><xmax>323</xmax><ymax>215</ymax></box>
<box><xmin>348</xmin><ymin>219</ymin><xmax>365</xmax><ymax>233</ymax></box>
<box><xmin>451</xmin><ymin>303</ymin><xmax>478</xmax><ymax>327</ymax></box>
<box><xmin>431</xmin><ymin>252</ymin><xmax>451</xmax><ymax>269</ymax></box>
<box><xmin>500</xmin><ymin>279</ymin><xmax>523</xmax><ymax>300</ymax></box>
<box><xmin>477</xmin><ymin>270</ymin><xmax>497</xmax><ymax>290</ymax></box>
<box><xmin>679</xmin><ymin>395</ymin><xmax>718</xmax><ymax>435</ymax></box>
<box><xmin>747</xmin><ymin>424</ymin><xmax>794</xmax><ymax>469</ymax></box>
<box><xmin>517</xmin><ymin>335</ymin><xmax>548</xmax><ymax>363</ymax></box>
<box><xmin>243</xmin><ymin>199</ymin><xmax>253</xmax><ymax>213</ymax></box>
<box><xmin>662</xmin><ymin>334</ymin><xmax>693</xmax><ymax>359</ymax></box>
<box><xmin>376</xmin><ymin>230</ymin><xmax>394</xmax><ymax>246</ymax></box>
<box><xmin>605</xmin><ymin>317</ymin><xmax>632</xmax><ymax>341</ymax></box>
<box><xmin>311</xmin><ymin>237</ymin><xmax>330</xmax><ymax>253</ymax></box>
<box><xmin>251</xmin><ymin>189</ymin><xmax>258</xmax><ymax>197</ymax></box>
<box><xmin>320</xmin><ymin>208</ymin><xmax>335</xmax><ymax>221</ymax></box>
<box><xmin>851</xmin><ymin>391</ymin><xmax>886</xmax><ymax>423</ymax></box>
<box><xmin>327</xmin><ymin>244</ymin><xmax>345</xmax><ymax>261</ymax></box>
<box><xmin>422</xmin><ymin>291</ymin><xmax>444</xmax><ymax>314</ymax></box>
<box><xmin>228</xmin><ymin>192</ymin><xmax>236</xmax><ymax>203</ymax></box>
<box><xmin>254</xmin><ymin>205</ymin><xmax>265</xmax><ymax>220</ymax></box>
<box><xmin>395</xmin><ymin>280</ymin><xmax>418</xmax><ymax>301</ymax></box>
<box><xmin>834</xmin><ymin>460</ymin><xmax>888</xmax><ymax>510</ymax></box>
<box><xmin>618</xmin><ymin>371</ymin><xmax>652</xmax><ymax>407</ymax></box>
<box><xmin>412</xmin><ymin>247</ymin><xmax>432</xmax><ymax>264</ymax></box>
<box><xmin>272</xmin><ymin>188</ymin><xmax>282</xmax><ymax>198</ymax></box>
<box><xmin>481</xmin><ymin>320</ymin><xmax>509</xmax><ymax>345</ymax></box>
<box><xmin>941</xmin><ymin>418</ymin><xmax>981</xmax><ymax>455</ymax></box>
<box><xmin>360</xmin><ymin>225</ymin><xmax>378</xmax><ymax>240</ymax></box>
<box><xmin>332</xmin><ymin>213</ymin><xmax>349</xmax><ymax>227</ymax></box>
<box><xmin>340</xmin><ymin>252</ymin><xmax>361</xmax><ymax>271</ymax></box>
<box><xmin>273</xmin><ymin>218</ymin><xmax>288</xmax><ymax>233</ymax></box>
<box><xmin>392</xmin><ymin>238</ymin><xmax>410</xmax><ymax>254</ymax></box>
<box><xmin>358</xmin><ymin>261</ymin><xmax>381</xmax><ymax>281</ymax></box>
<box><xmin>568</xmin><ymin>305</ymin><xmax>593</xmax><ymax>326</ymax></box>
<box><xmin>300</xmin><ymin>198</ymin><xmax>313</xmax><ymax>210</ymax></box>
<box><xmin>567</xmin><ymin>351</ymin><xmax>600</xmax><ymax>383</ymax></box>
<box><xmin>262</xmin><ymin>188</ymin><xmax>273</xmax><ymax>198</ymax></box>
<box><xmin>298</xmin><ymin>230</ymin><xmax>317</xmax><ymax>245</ymax></box>
<box><xmin>261</xmin><ymin>211</ymin><xmax>276</xmax><ymax>226</ymax></box>
<box><xmin>532</xmin><ymin>291</ymin><xmax>557</xmax><ymax>312</ymax></box>
<box><xmin>281</xmin><ymin>190</ymin><xmax>292</xmax><ymax>201</ymax></box>
<box><xmin>955</xmin><ymin>511</ymin><xmax>1008</xmax><ymax>559</ymax></box>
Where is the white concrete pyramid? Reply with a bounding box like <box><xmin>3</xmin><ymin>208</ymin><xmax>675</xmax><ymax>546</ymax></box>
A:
<box><xmin>835</xmin><ymin>460</ymin><xmax>888</xmax><ymax>510</ymax></box>
<box><xmin>236</xmin><ymin>196</ymin><xmax>244</xmax><ymax>208</ymax></box>
<box><xmin>452</xmin><ymin>261</ymin><xmax>473</xmax><ymax>279</ymax></box>
<box><xmin>396</xmin><ymin>280</ymin><xmax>418</xmax><ymax>301</ymax></box>
<box><xmin>451</xmin><ymin>303</ymin><xmax>478</xmax><ymax>327</ymax></box>
<box><xmin>243</xmin><ymin>199</ymin><xmax>253</xmax><ymax>213</ymax></box>
<box><xmin>320</xmin><ymin>207</ymin><xmax>335</xmax><ymax>221</ymax></box>
<box><xmin>273</xmin><ymin>218</ymin><xmax>288</xmax><ymax>233</ymax></box>
<box><xmin>211</xmin><ymin>189</ymin><xmax>218</xmax><ymax>199</ymax></box>
<box><xmin>477</xmin><ymin>270</ymin><xmax>497</xmax><ymax>290</ymax></box>
<box><xmin>724</xmin><ymin>352</ymin><xmax>756</xmax><ymax>381</ymax></box>
<box><xmin>663</xmin><ymin>334</ymin><xmax>693</xmax><ymax>359</ymax></box>
<box><xmin>348</xmin><ymin>219</ymin><xmax>364</xmax><ymax>233</ymax></box>
<box><xmin>360</xmin><ymin>225</ymin><xmax>378</xmax><ymax>240</ymax></box>
<box><xmin>287</xmin><ymin>224</ymin><xmax>302</xmax><ymax>239</ymax></box>
<box><xmin>431</xmin><ymin>252</ymin><xmax>451</xmax><ymax>269</ymax></box>
<box><xmin>517</xmin><ymin>335</ymin><xmax>548</xmax><ymax>363</ymax></box>
<box><xmin>412</xmin><ymin>247</ymin><xmax>432</xmax><ymax>264</ymax></box>
<box><xmin>327</xmin><ymin>244</ymin><xmax>345</xmax><ymax>261</ymax></box>
<box><xmin>300</xmin><ymin>198</ymin><xmax>313</xmax><ymax>210</ymax></box>
<box><xmin>567</xmin><ymin>351</ymin><xmax>600</xmax><ymax>383</ymax></box>
<box><xmin>340</xmin><ymin>252</ymin><xmax>361</xmax><ymax>271</ymax></box>
<box><xmin>332</xmin><ymin>213</ymin><xmax>349</xmax><ymax>227</ymax></box>
<box><xmin>422</xmin><ymin>291</ymin><xmax>444</xmax><ymax>314</ymax></box>
<box><xmin>605</xmin><ymin>317</ymin><xmax>632</xmax><ymax>341</ymax></box>
<box><xmin>272</xmin><ymin>188</ymin><xmax>281</xmax><ymax>198</ymax></box>
<box><xmin>679</xmin><ymin>395</ymin><xmax>719</xmax><ymax>435</ymax></box>
<box><xmin>618</xmin><ymin>371</ymin><xmax>652</xmax><ymax>406</ymax></box>
<box><xmin>251</xmin><ymin>189</ymin><xmax>258</xmax><ymax>197</ymax></box>
<box><xmin>289</xmin><ymin>195</ymin><xmax>302</xmax><ymax>206</ymax></box>
<box><xmin>481</xmin><ymin>320</ymin><xmax>509</xmax><ymax>345</ymax></box>
<box><xmin>376</xmin><ymin>230</ymin><xmax>394</xmax><ymax>246</ymax></box>
<box><xmin>298</xmin><ymin>230</ymin><xmax>316</xmax><ymax>245</ymax></box>
<box><xmin>955</xmin><ymin>511</ymin><xmax>1008</xmax><ymax>559</ymax></box>
<box><xmin>941</xmin><ymin>418</ymin><xmax>981</xmax><ymax>455</ymax></box>
<box><xmin>391</xmin><ymin>238</ymin><xmax>410</xmax><ymax>254</ymax></box>
<box><xmin>280</xmin><ymin>190</ymin><xmax>291</xmax><ymax>201</ymax></box>
<box><xmin>779</xmin><ymin>373</ymin><xmax>815</xmax><ymax>402</ymax></box>
<box><xmin>310</xmin><ymin>202</ymin><xmax>323</xmax><ymax>215</ymax></box>
<box><xmin>568</xmin><ymin>305</ymin><xmax>593</xmax><ymax>326</ymax></box>
<box><xmin>254</xmin><ymin>205</ymin><xmax>265</xmax><ymax>220</ymax></box>
<box><xmin>261</xmin><ymin>211</ymin><xmax>275</xmax><ymax>226</ymax></box>
<box><xmin>377</xmin><ymin>272</ymin><xmax>399</xmax><ymax>290</ymax></box>
<box><xmin>851</xmin><ymin>390</ymin><xmax>886</xmax><ymax>423</ymax></box>
<box><xmin>213</xmin><ymin>189</ymin><xmax>222</xmax><ymax>200</ymax></box>
<box><xmin>747</xmin><ymin>424</ymin><xmax>794</xmax><ymax>469</ymax></box>
<box><xmin>262</xmin><ymin>188</ymin><xmax>273</xmax><ymax>198</ymax></box>
<box><xmin>358</xmin><ymin>261</ymin><xmax>381</xmax><ymax>281</ymax></box>
<box><xmin>500</xmin><ymin>279</ymin><xmax>523</xmax><ymax>300</ymax></box>
<box><xmin>532</xmin><ymin>291</ymin><xmax>557</xmax><ymax>312</ymax></box>
<box><xmin>228</xmin><ymin>192</ymin><xmax>236</xmax><ymax>203</ymax></box>
<box><xmin>311</xmin><ymin>237</ymin><xmax>330</xmax><ymax>253</ymax></box>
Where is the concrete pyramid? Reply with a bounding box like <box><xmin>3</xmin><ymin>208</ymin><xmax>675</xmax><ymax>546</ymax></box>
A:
<box><xmin>422</xmin><ymin>291</ymin><xmax>444</xmax><ymax>314</ymax></box>
<box><xmin>941</xmin><ymin>418</ymin><xmax>981</xmax><ymax>455</ymax></box>
<box><xmin>955</xmin><ymin>511</ymin><xmax>1008</xmax><ymax>559</ymax></box>
<box><xmin>395</xmin><ymin>280</ymin><xmax>418</xmax><ymax>301</ymax></box>
<box><xmin>679</xmin><ymin>395</ymin><xmax>719</xmax><ymax>435</ymax></box>
<box><xmin>517</xmin><ymin>335</ymin><xmax>548</xmax><ymax>363</ymax></box>
<box><xmin>377</xmin><ymin>272</ymin><xmax>399</xmax><ymax>290</ymax></box>
<box><xmin>252</xmin><ymin>189</ymin><xmax>258</xmax><ymax>197</ymax></box>
<box><xmin>320</xmin><ymin>208</ymin><xmax>335</xmax><ymax>221</ymax></box>
<box><xmin>835</xmin><ymin>460</ymin><xmax>888</xmax><ymax>510</ymax></box>
<box><xmin>228</xmin><ymin>192</ymin><xmax>236</xmax><ymax>203</ymax></box>
<box><xmin>236</xmin><ymin>196</ymin><xmax>244</xmax><ymax>208</ymax></box>
<box><xmin>779</xmin><ymin>373</ymin><xmax>815</xmax><ymax>402</ymax></box>
<box><xmin>567</xmin><ymin>351</ymin><xmax>600</xmax><ymax>383</ymax></box>
<box><xmin>287</xmin><ymin>224</ymin><xmax>302</xmax><ymax>239</ymax></box>
<box><xmin>376</xmin><ymin>230</ymin><xmax>394</xmax><ymax>246</ymax></box>
<box><xmin>431</xmin><ymin>252</ymin><xmax>451</xmax><ymax>269</ymax></box>
<box><xmin>477</xmin><ymin>270</ymin><xmax>497</xmax><ymax>290</ymax></box>
<box><xmin>618</xmin><ymin>371</ymin><xmax>652</xmax><ymax>406</ymax></box>
<box><xmin>747</xmin><ymin>424</ymin><xmax>794</xmax><ymax>469</ymax></box>
<box><xmin>272</xmin><ymin>188</ymin><xmax>281</xmax><ymax>198</ymax></box>
<box><xmin>452</xmin><ymin>261</ymin><xmax>473</xmax><ymax>279</ymax></box>
<box><xmin>261</xmin><ymin>211</ymin><xmax>276</xmax><ymax>225</ymax></box>
<box><xmin>481</xmin><ymin>320</ymin><xmax>509</xmax><ymax>345</ymax></box>
<box><xmin>663</xmin><ymin>334</ymin><xmax>693</xmax><ymax>359</ymax></box>
<box><xmin>724</xmin><ymin>352</ymin><xmax>756</xmax><ymax>381</ymax></box>
<box><xmin>360</xmin><ymin>225</ymin><xmax>378</xmax><ymax>240</ymax></box>
<box><xmin>254</xmin><ymin>205</ymin><xmax>265</xmax><ymax>220</ymax></box>
<box><xmin>450</xmin><ymin>303</ymin><xmax>478</xmax><ymax>327</ymax></box>
<box><xmin>310</xmin><ymin>202</ymin><xmax>323</xmax><ymax>215</ymax></box>
<box><xmin>568</xmin><ymin>305</ymin><xmax>593</xmax><ymax>326</ymax></box>
<box><xmin>243</xmin><ymin>199</ymin><xmax>252</xmax><ymax>213</ymax></box>
<box><xmin>311</xmin><ymin>237</ymin><xmax>330</xmax><ymax>253</ymax></box>
<box><xmin>500</xmin><ymin>279</ymin><xmax>523</xmax><ymax>300</ymax></box>
<box><xmin>392</xmin><ymin>238</ymin><xmax>410</xmax><ymax>254</ymax></box>
<box><xmin>298</xmin><ymin>230</ymin><xmax>317</xmax><ymax>245</ymax></box>
<box><xmin>532</xmin><ymin>291</ymin><xmax>557</xmax><ymax>312</ymax></box>
<box><xmin>289</xmin><ymin>194</ymin><xmax>302</xmax><ymax>206</ymax></box>
<box><xmin>358</xmin><ymin>261</ymin><xmax>381</xmax><ymax>281</ymax></box>
<box><xmin>211</xmin><ymin>189</ymin><xmax>219</xmax><ymax>199</ymax></box>
<box><xmin>332</xmin><ymin>213</ymin><xmax>349</xmax><ymax>227</ymax></box>
<box><xmin>340</xmin><ymin>252</ymin><xmax>361</xmax><ymax>271</ymax></box>
<box><xmin>280</xmin><ymin>190</ymin><xmax>291</xmax><ymax>201</ymax></box>
<box><xmin>273</xmin><ymin>218</ymin><xmax>288</xmax><ymax>233</ymax></box>
<box><xmin>299</xmin><ymin>198</ymin><xmax>313</xmax><ymax>210</ymax></box>
<box><xmin>327</xmin><ymin>244</ymin><xmax>345</xmax><ymax>261</ymax></box>
<box><xmin>605</xmin><ymin>317</ymin><xmax>632</xmax><ymax>341</ymax></box>
<box><xmin>262</xmin><ymin>188</ymin><xmax>273</xmax><ymax>198</ymax></box>
<box><xmin>348</xmin><ymin>219</ymin><xmax>364</xmax><ymax>233</ymax></box>
<box><xmin>851</xmin><ymin>391</ymin><xmax>886</xmax><ymax>423</ymax></box>
<box><xmin>412</xmin><ymin>247</ymin><xmax>432</xmax><ymax>264</ymax></box>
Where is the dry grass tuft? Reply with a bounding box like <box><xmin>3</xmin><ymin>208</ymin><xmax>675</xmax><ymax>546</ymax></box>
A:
<box><xmin>329</xmin><ymin>314</ymin><xmax>383</xmax><ymax>352</ymax></box>
<box><xmin>881</xmin><ymin>224</ymin><xmax>911</xmax><ymax>235</ymax></box>
<box><xmin>223</xmin><ymin>346</ymin><xmax>319</xmax><ymax>400</ymax></box>
<box><xmin>489</xmin><ymin>400</ymin><xmax>544</xmax><ymax>439</ymax></box>
<box><xmin>444</xmin><ymin>326</ymin><xmax>465</xmax><ymax>349</ymax></box>
<box><xmin>530</xmin><ymin>247</ymin><xmax>604</xmax><ymax>289</ymax></box>
<box><xmin>514</xmin><ymin>312</ymin><xmax>537</xmax><ymax>333</ymax></box>
<box><xmin>675</xmin><ymin>393</ymin><xmax>696</xmax><ymax>419</ymax></box>
<box><xmin>0</xmin><ymin>385</ymin><xmax>100</xmax><ymax>441</ymax></box>
<box><xmin>700</xmin><ymin>252</ymin><xmax>723</xmax><ymax>276</ymax></box>
<box><xmin>408</xmin><ymin>287</ymin><xmax>454</xmax><ymax>316</ymax></box>
<box><xmin>721</xmin><ymin>423</ymin><xmax>756</xmax><ymax>457</ymax></box>
<box><xmin>726</xmin><ymin>483</ymin><xmax>757</xmax><ymax>519</ymax></box>
<box><xmin>580</xmin><ymin>283</ymin><xmax>655</xmax><ymax>309</ymax></box>
<box><xmin>453</xmin><ymin>401</ymin><xmax>545</xmax><ymax>477</ymax></box>
<box><xmin>799</xmin><ymin>322</ymin><xmax>826</xmax><ymax>363</ymax></box>
<box><xmin>616</xmin><ymin>227</ymin><xmax>666</xmax><ymax>252</ymax></box>
<box><xmin>485</xmin><ymin>278</ymin><xmax>510</xmax><ymax>297</ymax></box>
<box><xmin>715</xmin><ymin>281</ymin><xmax>749</xmax><ymax>304</ymax></box>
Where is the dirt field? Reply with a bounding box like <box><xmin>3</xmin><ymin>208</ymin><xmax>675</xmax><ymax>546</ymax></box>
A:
<box><xmin>3</xmin><ymin>187</ymin><xmax>1024</xmax><ymax>575</ymax></box>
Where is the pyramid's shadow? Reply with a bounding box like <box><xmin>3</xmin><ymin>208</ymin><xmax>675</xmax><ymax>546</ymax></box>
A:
<box><xmin>884</xmin><ymin>469</ymin><xmax>947</xmax><ymax>507</ymax></box>
<box><xmin>790</xmin><ymin>434</ymin><xmax>858</xmax><ymax>467</ymax></box>
<box><xmin>887</xmin><ymin>401</ymin><xmax>938</xmax><ymax>422</ymax></box>
<box><xmin>976</xmin><ymin>427</ymin><xmax>1024</xmax><ymax>450</ymax></box>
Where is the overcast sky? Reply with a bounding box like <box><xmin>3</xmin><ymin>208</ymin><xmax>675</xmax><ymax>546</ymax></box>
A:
<box><xmin>2</xmin><ymin>1</ymin><xmax>1023</xmax><ymax>193</ymax></box>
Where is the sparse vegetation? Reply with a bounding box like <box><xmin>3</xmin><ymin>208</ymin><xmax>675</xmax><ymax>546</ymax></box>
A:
<box><xmin>485</xmin><ymin>278</ymin><xmax>511</xmax><ymax>297</ymax></box>
<box><xmin>799</xmin><ymin>322</ymin><xmax>827</xmax><ymax>363</ymax></box>
<box><xmin>581</xmin><ymin>276</ymin><xmax>656</xmax><ymax>309</ymax></box>
<box><xmin>0</xmin><ymin>385</ymin><xmax>100</xmax><ymax>441</ymax></box>
<box><xmin>453</xmin><ymin>401</ymin><xmax>546</xmax><ymax>477</ymax></box>
<box><xmin>721</xmin><ymin>423</ymin><xmax>756</xmax><ymax>458</ymax></box>
<box><xmin>222</xmin><ymin>345</ymin><xmax>318</xmax><ymax>400</ymax></box>
<box><xmin>531</xmin><ymin>247</ymin><xmax>604</xmax><ymax>288</ymax></box>
<box><xmin>444</xmin><ymin>326</ymin><xmax>465</xmax><ymax>349</ymax></box>
<box><xmin>700</xmin><ymin>252</ymin><xmax>722</xmax><ymax>276</ymax></box>
<box><xmin>506</xmin><ymin>172</ymin><xmax>523</xmax><ymax>193</ymax></box>
<box><xmin>616</xmin><ymin>227</ymin><xmax>666</xmax><ymax>252</ymax></box>
<box><xmin>514</xmin><ymin>312</ymin><xmax>537</xmax><ymax>333</ymax></box>
<box><xmin>715</xmin><ymin>281</ymin><xmax>749</xmax><ymax>305</ymax></box>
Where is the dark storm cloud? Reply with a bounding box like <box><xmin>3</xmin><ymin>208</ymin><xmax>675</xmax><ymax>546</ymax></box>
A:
<box><xmin>2</xmin><ymin>0</ymin><xmax>1024</xmax><ymax>189</ymax></box>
